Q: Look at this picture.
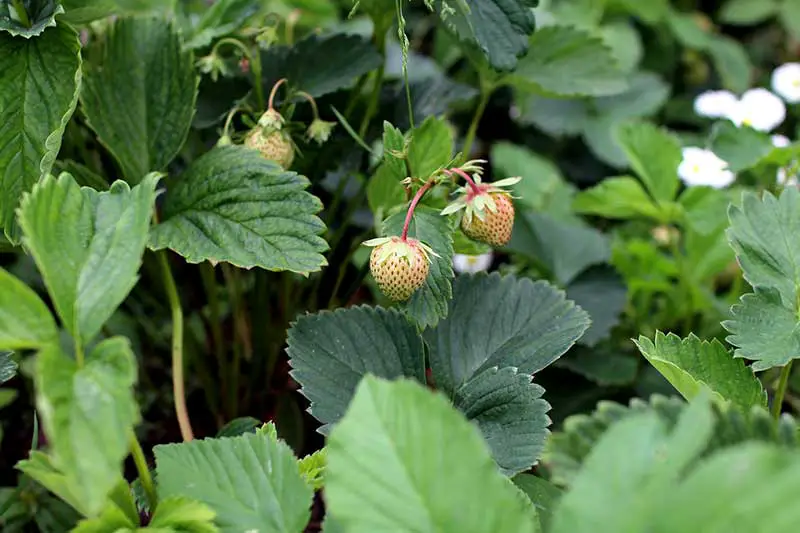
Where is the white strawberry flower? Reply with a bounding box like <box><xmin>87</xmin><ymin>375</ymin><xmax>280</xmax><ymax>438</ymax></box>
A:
<box><xmin>727</xmin><ymin>89</ymin><xmax>786</xmax><ymax>132</ymax></box>
<box><xmin>693</xmin><ymin>90</ymin><xmax>738</xmax><ymax>118</ymax></box>
<box><xmin>678</xmin><ymin>147</ymin><xmax>735</xmax><ymax>189</ymax></box>
<box><xmin>772</xmin><ymin>134</ymin><xmax>791</xmax><ymax>148</ymax></box>
<box><xmin>772</xmin><ymin>63</ymin><xmax>800</xmax><ymax>103</ymax></box>
<box><xmin>453</xmin><ymin>253</ymin><xmax>493</xmax><ymax>274</ymax></box>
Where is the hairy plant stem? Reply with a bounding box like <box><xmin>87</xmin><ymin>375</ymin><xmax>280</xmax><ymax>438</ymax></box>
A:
<box><xmin>401</xmin><ymin>180</ymin><xmax>435</xmax><ymax>240</ymax></box>
<box><xmin>129</xmin><ymin>431</ymin><xmax>157</xmax><ymax>510</ymax></box>
<box><xmin>461</xmin><ymin>85</ymin><xmax>491</xmax><ymax>163</ymax></box>
<box><xmin>449</xmin><ymin>167</ymin><xmax>481</xmax><ymax>195</ymax></box>
<box><xmin>268</xmin><ymin>78</ymin><xmax>287</xmax><ymax>110</ymax></box>
<box><xmin>11</xmin><ymin>0</ymin><xmax>30</xmax><ymax>27</ymax></box>
<box><xmin>773</xmin><ymin>361</ymin><xmax>793</xmax><ymax>419</ymax></box>
<box><xmin>157</xmin><ymin>250</ymin><xmax>194</xmax><ymax>442</ymax></box>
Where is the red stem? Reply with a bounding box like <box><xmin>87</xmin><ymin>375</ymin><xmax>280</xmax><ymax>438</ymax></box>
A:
<box><xmin>401</xmin><ymin>180</ymin><xmax>435</xmax><ymax>240</ymax></box>
<box><xmin>451</xmin><ymin>167</ymin><xmax>481</xmax><ymax>195</ymax></box>
<box><xmin>268</xmin><ymin>78</ymin><xmax>288</xmax><ymax>110</ymax></box>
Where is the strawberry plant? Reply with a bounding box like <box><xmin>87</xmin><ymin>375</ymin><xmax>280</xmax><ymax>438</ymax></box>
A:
<box><xmin>3</xmin><ymin>0</ymin><xmax>800</xmax><ymax>531</ymax></box>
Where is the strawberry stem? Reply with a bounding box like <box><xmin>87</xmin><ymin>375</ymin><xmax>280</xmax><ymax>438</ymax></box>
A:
<box><xmin>296</xmin><ymin>90</ymin><xmax>320</xmax><ymax>120</ymax></box>
<box><xmin>268</xmin><ymin>78</ymin><xmax>288</xmax><ymax>110</ymax></box>
<box><xmin>401</xmin><ymin>179</ymin><xmax>435</xmax><ymax>241</ymax></box>
<box><xmin>451</xmin><ymin>167</ymin><xmax>481</xmax><ymax>195</ymax></box>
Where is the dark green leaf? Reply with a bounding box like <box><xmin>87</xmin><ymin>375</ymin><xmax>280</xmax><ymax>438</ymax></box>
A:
<box><xmin>514</xmin><ymin>94</ymin><xmax>589</xmax><ymax>135</ymax></box>
<box><xmin>18</xmin><ymin>173</ymin><xmax>159</xmax><ymax>345</ymax></box>
<box><xmin>710</xmin><ymin>121</ymin><xmax>774</xmax><ymax>173</ymax></box>
<box><xmin>454</xmin><ymin>367</ymin><xmax>551</xmax><ymax>476</ymax></box>
<box><xmin>34</xmin><ymin>338</ymin><xmax>139</xmax><ymax>516</ymax></box>
<box><xmin>512</xmin><ymin>26</ymin><xmax>627</xmax><ymax>97</ymax></box>
<box><xmin>81</xmin><ymin>17</ymin><xmax>197</xmax><ymax>184</ymax></box>
<box><xmin>383</xmin><ymin>206</ymin><xmax>455</xmax><ymax>328</ymax></box>
<box><xmin>0</xmin><ymin>351</ymin><xmax>16</xmax><ymax>383</ymax></box>
<box><xmin>407</xmin><ymin>116</ymin><xmax>454</xmax><ymax>179</ymax></box>
<box><xmin>326</xmin><ymin>376</ymin><xmax>540</xmax><ymax>532</ymax></box>
<box><xmin>261</xmin><ymin>33</ymin><xmax>382</xmax><ymax>98</ymax></box>
<box><xmin>52</xmin><ymin>160</ymin><xmax>109</xmax><ymax>190</ymax></box>
<box><xmin>780</xmin><ymin>0</ymin><xmax>800</xmax><ymax>40</ymax></box>
<box><xmin>367</xmin><ymin>162</ymin><xmax>406</xmax><ymax>217</ymax></box>
<box><xmin>216</xmin><ymin>416</ymin><xmax>261</xmax><ymax>437</ymax></box>
<box><xmin>707</xmin><ymin>36</ymin><xmax>753</xmax><ymax>94</ymax></box>
<box><xmin>507</xmin><ymin>211</ymin><xmax>610</xmax><ymax>286</ymax></box>
<box><xmin>286</xmin><ymin>305</ymin><xmax>425</xmax><ymax>433</ymax></box>
<box><xmin>720</xmin><ymin>0</ymin><xmax>778</xmax><ymax>25</ymax></box>
<box><xmin>61</xmin><ymin>0</ymin><xmax>172</xmax><ymax>24</ymax></box>
<box><xmin>634</xmin><ymin>332</ymin><xmax>766</xmax><ymax>410</ymax></box>
<box><xmin>148</xmin><ymin>146</ymin><xmax>328</xmax><ymax>274</ymax></box>
<box><xmin>425</xmin><ymin>273</ymin><xmax>590</xmax><ymax>394</ymax></box>
<box><xmin>0</xmin><ymin>267</ymin><xmax>57</xmax><ymax>351</ymax></box>
<box><xmin>572</xmin><ymin>177</ymin><xmax>662</xmax><ymax>220</ymax></box>
<box><xmin>490</xmin><ymin>142</ymin><xmax>573</xmax><ymax>212</ymax></box>
<box><xmin>727</xmin><ymin>188</ymin><xmax>800</xmax><ymax>308</ymax></box>
<box><xmin>17</xmin><ymin>451</ymin><xmax>88</xmax><ymax>517</ymax></box>
<box><xmin>0</xmin><ymin>0</ymin><xmax>62</xmax><ymax>37</ymax></box>
<box><xmin>555</xmin><ymin>346</ymin><xmax>639</xmax><ymax>386</ymax></box>
<box><xmin>723</xmin><ymin>287</ymin><xmax>800</xmax><ymax>371</ymax></box>
<box><xmin>678</xmin><ymin>186</ymin><xmax>731</xmax><ymax>235</ymax></box>
<box><xmin>433</xmin><ymin>0</ymin><xmax>537</xmax><ymax>72</ymax></box>
<box><xmin>512</xmin><ymin>474</ymin><xmax>562</xmax><ymax>532</ymax></box>
<box><xmin>182</xmin><ymin>0</ymin><xmax>258</xmax><ymax>49</ymax></box>
<box><xmin>0</xmin><ymin>24</ymin><xmax>81</xmax><ymax>241</ymax></box>
<box><xmin>566</xmin><ymin>267</ymin><xmax>627</xmax><ymax>346</ymax></box>
<box><xmin>615</xmin><ymin>121</ymin><xmax>681</xmax><ymax>203</ymax></box>
<box><xmin>154</xmin><ymin>432</ymin><xmax>312</xmax><ymax>533</ymax></box>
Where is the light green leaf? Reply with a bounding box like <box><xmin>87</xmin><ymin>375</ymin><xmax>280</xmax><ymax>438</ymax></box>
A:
<box><xmin>81</xmin><ymin>17</ymin><xmax>197</xmax><ymax>184</ymax></box>
<box><xmin>0</xmin><ymin>0</ymin><xmax>63</xmax><ymax>37</ymax></box>
<box><xmin>678</xmin><ymin>186</ymin><xmax>731</xmax><ymax>235</ymax></box>
<box><xmin>0</xmin><ymin>24</ymin><xmax>81</xmax><ymax>241</ymax></box>
<box><xmin>727</xmin><ymin>188</ymin><xmax>800</xmax><ymax>308</ymax></box>
<box><xmin>0</xmin><ymin>351</ymin><xmax>16</xmax><ymax>383</ymax></box>
<box><xmin>61</xmin><ymin>0</ymin><xmax>172</xmax><ymax>24</ymax></box>
<box><xmin>634</xmin><ymin>332</ymin><xmax>766</xmax><ymax>410</ymax></box>
<box><xmin>723</xmin><ymin>287</ymin><xmax>800</xmax><ymax>371</ymax></box>
<box><xmin>780</xmin><ymin>0</ymin><xmax>800</xmax><ymax>40</ymax></box>
<box><xmin>710</xmin><ymin>36</ymin><xmax>754</xmax><ymax>93</ymax></box>
<box><xmin>298</xmin><ymin>448</ymin><xmax>326</xmax><ymax>491</ymax></box>
<box><xmin>383</xmin><ymin>206</ymin><xmax>455</xmax><ymax>328</ymax></box>
<box><xmin>366</xmin><ymin>162</ymin><xmax>406</xmax><ymax>216</ymax></box>
<box><xmin>566</xmin><ymin>267</ymin><xmax>627</xmax><ymax>346</ymax></box>
<box><xmin>72</xmin><ymin>483</ymin><xmax>138</xmax><ymax>533</ymax></box>
<box><xmin>507</xmin><ymin>211</ymin><xmax>610</xmax><ymax>285</ymax></box>
<box><xmin>148</xmin><ymin>145</ymin><xmax>328</xmax><ymax>274</ymax></box>
<box><xmin>593</xmin><ymin>72</ymin><xmax>671</xmax><ymax>121</ymax></box>
<box><xmin>286</xmin><ymin>306</ymin><xmax>425</xmax><ymax>433</ymax></box>
<box><xmin>18</xmin><ymin>173</ymin><xmax>158</xmax><ymax>345</ymax></box>
<box><xmin>154</xmin><ymin>432</ymin><xmax>313</xmax><ymax>533</ymax></box>
<box><xmin>147</xmin><ymin>496</ymin><xmax>219</xmax><ymax>533</ymax></box>
<box><xmin>326</xmin><ymin>376</ymin><xmax>540</xmax><ymax>533</ymax></box>
<box><xmin>490</xmin><ymin>142</ymin><xmax>573</xmax><ymax>211</ymax></box>
<box><xmin>34</xmin><ymin>338</ymin><xmax>139</xmax><ymax>517</ymax></box>
<box><xmin>261</xmin><ymin>33</ymin><xmax>382</xmax><ymax>98</ymax></box>
<box><xmin>606</xmin><ymin>0</ymin><xmax>669</xmax><ymax>23</ymax></box>
<box><xmin>615</xmin><ymin>121</ymin><xmax>681</xmax><ymax>203</ymax></box>
<box><xmin>182</xmin><ymin>0</ymin><xmax>258</xmax><ymax>49</ymax></box>
<box><xmin>710</xmin><ymin>121</ymin><xmax>774</xmax><ymax>173</ymax></box>
<box><xmin>434</xmin><ymin>0</ymin><xmax>537</xmax><ymax>72</ymax></box>
<box><xmin>425</xmin><ymin>273</ymin><xmax>590</xmax><ymax>394</ymax></box>
<box><xmin>454</xmin><ymin>366</ymin><xmax>551</xmax><ymax>476</ymax></box>
<box><xmin>654</xmin><ymin>444</ymin><xmax>800</xmax><ymax>532</ymax></box>
<box><xmin>512</xmin><ymin>474</ymin><xmax>562</xmax><ymax>532</ymax></box>
<box><xmin>16</xmin><ymin>451</ymin><xmax>89</xmax><ymax>517</ymax></box>
<box><xmin>407</xmin><ymin>116</ymin><xmax>454</xmax><ymax>179</ymax></box>
<box><xmin>514</xmin><ymin>94</ymin><xmax>589</xmax><ymax>135</ymax></box>
<box><xmin>599</xmin><ymin>21</ymin><xmax>643</xmax><ymax>73</ymax></box>
<box><xmin>573</xmin><ymin>176</ymin><xmax>662</xmax><ymax>220</ymax></box>
<box><xmin>512</xmin><ymin>26</ymin><xmax>627</xmax><ymax>97</ymax></box>
<box><xmin>720</xmin><ymin>0</ymin><xmax>778</xmax><ymax>24</ymax></box>
<box><xmin>0</xmin><ymin>267</ymin><xmax>57</xmax><ymax>351</ymax></box>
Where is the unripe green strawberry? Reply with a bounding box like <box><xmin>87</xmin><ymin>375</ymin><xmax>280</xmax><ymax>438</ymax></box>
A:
<box><xmin>441</xmin><ymin>176</ymin><xmax>522</xmax><ymax>248</ymax></box>
<box><xmin>244</xmin><ymin>129</ymin><xmax>295</xmax><ymax>169</ymax></box>
<box><xmin>363</xmin><ymin>236</ymin><xmax>437</xmax><ymax>301</ymax></box>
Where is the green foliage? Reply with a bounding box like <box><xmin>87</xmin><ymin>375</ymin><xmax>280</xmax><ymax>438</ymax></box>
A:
<box><xmin>18</xmin><ymin>173</ymin><xmax>158</xmax><ymax>346</ymax></box>
<box><xmin>615</xmin><ymin>121</ymin><xmax>681</xmax><ymax>204</ymax></box>
<box><xmin>149</xmin><ymin>146</ymin><xmax>328</xmax><ymax>274</ymax></box>
<box><xmin>154</xmin><ymin>432</ymin><xmax>313</xmax><ymax>533</ymax></box>
<box><xmin>512</xmin><ymin>474</ymin><xmax>562</xmax><ymax>531</ymax></box>
<box><xmin>407</xmin><ymin>116</ymin><xmax>454</xmax><ymax>179</ymax></box>
<box><xmin>0</xmin><ymin>351</ymin><xmax>17</xmax><ymax>383</ymax></box>
<box><xmin>0</xmin><ymin>267</ymin><xmax>57</xmax><ymax>351</ymax></box>
<box><xmin>634</xmin><ymin>332</ymin><xmax>767</xmax><ymax>410</ymax></box>
<box><xmin>325</xmin><ymin>376</ymin><xmax>540</xmax><ymax>532</ymax></box>
<box><xmin>0</xmin><ymin>24</ymin><xmax>81</xmax><ymax>240</ymax></box>
<box><xmin>425</xmin><ymin>273</ymin><xmax>590</xmax><ymax>393</ymax></box>
<box><xmin>181</xmin><ymin>0</ymin><xmax>259</xmax><ymax>50</ymax></box>
<box><xmin>709</xmin><ymin>121</ymin><xmax>775</xmax><ymax>173</ymax></box>
<box><xmin>81</xmin><ymin>17</ymin><xmax>197</xmax><ymax>184</ymax></box>
<box><xmin>0</xmin><ymin>0</ymin><xmax>63</xmax><ymax>37</ymax></box>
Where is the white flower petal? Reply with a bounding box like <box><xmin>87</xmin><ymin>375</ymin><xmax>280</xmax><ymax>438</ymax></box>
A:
<box><xmin>678</xmin><ymin>147</ymin><xmax>735</xmax><ymax>189</ymax></box>
<box><xmin>772</xmin><ymin>134</ymin><xmax>791</xmax><ymax>148</ymax></box>
<box><xmin>693</xmin><ymin>90</ymin><xmax>737</xmax><ymax>118</ymax></box>
<box><xmin>772</xmin><ymin>63</ymin><xmax>800</xmax><ymax>103</ymax></box>
<box><xmin>731</xmin><ymin>88</ymin><xmax>786</xmax><ymax>132</ymax></box>
<box><xmin>453</xmin><ymin>253</ymin><xmax>493</xmax><ymax>274</ymax></box>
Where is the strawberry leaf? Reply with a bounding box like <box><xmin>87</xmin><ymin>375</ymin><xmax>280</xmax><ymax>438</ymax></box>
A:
<box><xmin>383</xmin><ymin>206</ymin><xmax>455</xmax><ymax>329</ymax></box>
<box><xmin>81</xmin><ymin>17</ymin><xmax>198</xmax><ymax>184</ymax></box>
<box><xmin>0</xmin><ymin>267</ymin><xmax>58</xmax><ymax>351</ymax></box>
<box><xmin>0</xmin><ymin>351</ymin><xmax>17</xmax><ymax>384</ymax></box>
<box><xmin>0</xmin><ymin>0</ymin><xmax>62</xmax><ymax>37</ymax></box>
<box><xmin>425</xmin><ymin>273</ymin><xmax>591</xmax><ymax>394</ymax></box>
<box><xmin>0</xmin><ymin>24</ymin><xmax>81</xmax><ymax>242</ymax></box>
<box><xmin>148</xmin><ymin>146</ymin><xmax>328</xmax><ymax>274</ymax></box>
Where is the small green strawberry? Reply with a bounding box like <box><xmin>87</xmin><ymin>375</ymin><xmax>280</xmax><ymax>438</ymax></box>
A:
<box><xmin>441</xmin><ymin>175</ymin><xmax>521</xmax><ymax>248</ymax></box>
<box><xmin>363</xmin><ymin>236</ymin><xmax>438</xmax><ymax>301</ymax></box>
<box><xmin>245</xmin><ymin>109</ymin><xmax>295</xmax><ymax>168</ymax></box>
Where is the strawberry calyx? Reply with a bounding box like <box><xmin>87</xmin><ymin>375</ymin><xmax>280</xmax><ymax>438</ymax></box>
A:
<box><xmin>440</xmin><ymin>171</ymin><xmax>521</xmax><ymax>225</ymax></box>
<box><xmin>363</xmin><ymin>236</ymin><xmax>439</xmax><ymax>269</ymax></box>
